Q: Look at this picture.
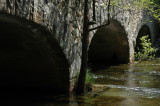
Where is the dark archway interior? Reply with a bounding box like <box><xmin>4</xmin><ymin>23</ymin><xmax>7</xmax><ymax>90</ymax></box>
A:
<box><xmin>0</xmin><ymin>12</ymin><xmax>69</xmax><ymax>95</ymax></box>
<box><xmin>88</xmin><ymin>20</ymin><xmax>129</xmax><ymax>67</ymax></box>
<box><xmin>135</xmin><ymin>25</ymin><xmax>151</xmax><ymax>52</ymax></box>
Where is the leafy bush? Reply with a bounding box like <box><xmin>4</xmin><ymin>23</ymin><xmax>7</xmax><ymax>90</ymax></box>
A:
<box><xmin>135</xmin><ymin>35</ymin><xmax>157</xmax><ymax>60</ymax></box>
<box><xmin>74</xmin><ymin>68</ymin><xmax>94</xmax><ymax>92</ymax></box>
<box><xmin>85</xmin><ymin>69</ymin><xmax>94</xmax><ymax>84</ymax></box>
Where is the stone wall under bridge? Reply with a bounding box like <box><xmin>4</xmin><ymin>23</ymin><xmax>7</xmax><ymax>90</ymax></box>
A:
<box><xmin>0</xmin><ymin>0</ymin><xmax>159</xmax><ymax>93</ymax></box>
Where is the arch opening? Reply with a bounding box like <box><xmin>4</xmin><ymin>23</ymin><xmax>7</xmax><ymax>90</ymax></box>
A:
<box><xmin>88</xmin><ymin>20</ymin><xmax>129</xmax><ymax>67</ymax></box>
<box><xmin>0</xmin><ymin>13</ymin><xmax>69</xmax><ymax>94</ymax></box>
<box><xmin>135</xmin><ymin>25</ymin><xmax>151</xmax><ymax>53</ymax></box>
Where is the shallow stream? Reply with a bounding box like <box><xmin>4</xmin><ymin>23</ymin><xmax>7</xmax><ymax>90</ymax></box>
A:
<box><xmin>5</xmin><ymin>60</ymin><xmax>160</xmax><ymax>106</ymax></box>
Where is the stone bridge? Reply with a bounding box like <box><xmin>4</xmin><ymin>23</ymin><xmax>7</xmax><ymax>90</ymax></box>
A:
<box><xmin>0</xmin><ymin>0</ymin><xmax>159</xmax><ymax>94</ymax></box>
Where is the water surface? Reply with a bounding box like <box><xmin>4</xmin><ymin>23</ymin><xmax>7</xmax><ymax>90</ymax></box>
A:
<box><xmin>4</xmin><ymin>60</ymin><xmax>160</xmax><ymax>106</ymax></box>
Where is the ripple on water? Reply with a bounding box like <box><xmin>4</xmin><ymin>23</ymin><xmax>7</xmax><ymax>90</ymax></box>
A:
<box><xmin>89</xmin><ymin>61</ymin><xmax>160</xmax><ymax>105</ymax></box>
<box><xmin>94</xmin><ymin>85</ymin><xmax>160</xmax><ymax>98</ymax></box>
<box><xmin>149</xmin><ymin>71</ymin><xmax>160</xmax><ymax>75</ymax></box>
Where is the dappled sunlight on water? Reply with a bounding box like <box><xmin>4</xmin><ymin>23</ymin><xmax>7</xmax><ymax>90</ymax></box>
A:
<box><xmin>2</xmin><ymin>60</ymin><xmax>160</xmax><ymax>106</ymax></box>
<box><xmin>90</xmin><ymin>60</ymin><xmax>160</xmax><ymax>105</ymax></box>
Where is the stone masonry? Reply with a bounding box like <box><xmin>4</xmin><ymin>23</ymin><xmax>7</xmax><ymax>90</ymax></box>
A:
<box><xmin>0</xmin><ymin>0</ymin><xmax>159</xmax><ymax>91</ymax></box>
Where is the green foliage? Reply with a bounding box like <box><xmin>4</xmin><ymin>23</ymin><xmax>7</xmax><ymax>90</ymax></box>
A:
<box><xmin>140</xmin><ymin>0</ymin><xmax>160</xmax><ymax>21</ymax></box>
<box><xmin>85</xmin><ymin>69</ymin><xmax>94</xmax><ymax>84</ymax></box>
<box><xmin>75</xmin><ymin>68</ymin><xmax>94</xmax><ymax>88</ymax></box>
<box><xmin>135</xmin><ymin>35</ymin><xmax>157</xmax><ymax>60</ymax></box>
<box><xmin>110</xmin><ymin>0</ymin><xmax>160</xmax><ymax>21</ymax></box>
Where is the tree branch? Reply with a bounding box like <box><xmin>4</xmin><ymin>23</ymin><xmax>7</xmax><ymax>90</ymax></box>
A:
<box><xmin>88</xmin><ymin>0</ymin><xmax>111</xmax><ymax>31</ymax></box>
<box><xmin>88</xmin><ymin>22</ymin><xmax>110</xmax><ymax>31</ymax></box>
<box><xmin>107</xmin><ymin>0</ymin><xmax>110</xmax><ymax>25</ymax></box>
<box><xmin>92</xmin><ymin>0</ymin><xmax>96</xmax><ymax>21</ymax></box>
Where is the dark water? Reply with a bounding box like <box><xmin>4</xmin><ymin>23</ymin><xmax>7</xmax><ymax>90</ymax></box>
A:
<box><xmin>3</xmin><ymin>60</ymin><xmax>160</xmax><ymax>106</ymax></box>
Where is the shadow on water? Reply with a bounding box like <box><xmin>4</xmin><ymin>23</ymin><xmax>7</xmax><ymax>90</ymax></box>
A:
<box><xmin>2</xmin><ymin>60</ymin><xmax>160</xmax><ymax>106</ymax></box>
<box><xmin>0</xmin><ymin>94</ymin><xmax>70</xmax><ymax>106</ymax></box>
<box><xmin>88</xmin><ymin>53</ymin><xmax>125</xmax><ymax>72</ymax></box>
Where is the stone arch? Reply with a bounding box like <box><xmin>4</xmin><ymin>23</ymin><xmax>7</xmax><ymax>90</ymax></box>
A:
<box><xmin>88</xmin><ymin>19</ymin><xmax>129</xmax><ymax>66</ymax></box>
<box><xmin>135</xmin><ymin>25</ymin><xmax>151</xmax><ymax>52</ymax></box>
<box><xmin>0</xmin><ymin>12</ymin><xmax>69</xmax><ymax>94</ymax></box>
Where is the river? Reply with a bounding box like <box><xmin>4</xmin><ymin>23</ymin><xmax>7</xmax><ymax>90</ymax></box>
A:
<box><xmin>4</xmin><ymin>60</ymin><xmax>160</xmax><ymax>106</ymax></box>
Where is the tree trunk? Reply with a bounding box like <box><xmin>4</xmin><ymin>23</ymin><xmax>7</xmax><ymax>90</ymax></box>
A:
<box><xmin>75</xmin><ymin>0</ymin><xmax>89</xmax><ymax>94</ymax></box>
<box><xmin>75</xmin><ymin>0</ymin><xmax>111</xmax><ymax>94</ymax></box>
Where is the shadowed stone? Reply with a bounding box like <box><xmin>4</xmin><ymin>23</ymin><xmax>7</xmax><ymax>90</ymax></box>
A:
<box><xmin>0</xmin><ymin>13</ymin><xmax>69</xmax><ymax>94</ymax></box>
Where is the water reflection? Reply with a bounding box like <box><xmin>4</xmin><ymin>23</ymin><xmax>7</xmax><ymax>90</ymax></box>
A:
<box><xmin>3</xmin><ymin>61</ymin><xmax>160</xmax><ymax>105</ymax></box>
<box><xmin>91</xmin><ymin>62</ymin><xmax>160</xmax><ymax>105</ymax></box>
<box><xmin>121</xmin><ymin>64</ymin><xmax>139</xmax><ymax>106</ymax></box>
